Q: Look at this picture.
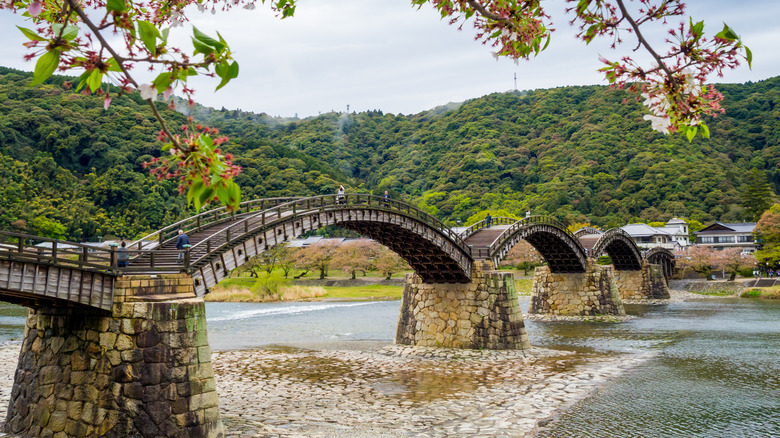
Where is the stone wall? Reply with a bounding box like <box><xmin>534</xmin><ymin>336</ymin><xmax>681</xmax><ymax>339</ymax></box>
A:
<box><xmin>395</xmin><ymin>261</ymin><xmax>530</xmax><ymax>350</ymax></box>
<box><xmin>529</xmin><ymin>264</ymin><xmax>625</xmax><ymax>316</ymax></box>
<box><xmin>613</xmin><ymin>262</ymin><xmax>671</xmax><ymax>300</ymax></box>
<box><xmin>3</xmin><ymin>274</ymin><xmax>224</xmax><ymax>438</ymax></box>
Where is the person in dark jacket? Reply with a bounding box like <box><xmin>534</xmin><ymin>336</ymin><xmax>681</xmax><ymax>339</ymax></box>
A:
<box><xmin>486</xmin><ymin>213</ymin><xmax>492</xmax><ymax>228</ymax></box>
<box><xmin>117</xmin><ymin>240</ymin><xmax>129</xmax><ymax>267</ymax></box>
<box><xmin>176</xmin><ymin>230</ymin><xmax>190</xmax><ymax>262</ymax></box>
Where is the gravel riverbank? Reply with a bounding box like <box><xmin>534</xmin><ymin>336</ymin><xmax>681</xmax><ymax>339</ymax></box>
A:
<box><xmin>0</xmin><ymin>287</ymin><xmax>717</xmax><ymax>437</ymax></box>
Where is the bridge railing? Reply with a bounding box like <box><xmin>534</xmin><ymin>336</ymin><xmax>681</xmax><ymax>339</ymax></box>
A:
<box><xmin>186</xmin><ymin>193</ymin><xmax>472</xmax><ymax>268</ymax></box>
<box><xmin>488</xmin><ymin>215</ymin><xmax>580</xmax><ymax>259</ymax></box>
<box><xmin>0</xmin><ymin>231</ymin><xmax>123</xmax><ymax>272</ymax></box>
<box><xmin>0</xmin><ymin>195</ymin><xmax>473</xmax><ymax>276</ymax></box>
<box><xmin>460</xmin><ymin>217</ymin><xmax>518</xmax><ymax>240</ymax></box>
<box><xmin>127</xmin><ymin>197</ymin><xmax>300</xmax><ymax>251</ymax></box>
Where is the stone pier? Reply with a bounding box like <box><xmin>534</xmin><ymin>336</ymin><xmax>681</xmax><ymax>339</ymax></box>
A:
<box><xmin>613</xmin><ymin>261</ymin><xmax>671</xmax><ymax>300</ymax></box>
<box><xmin>3</xmin><ymin>274</ymin><xmax>224</xmax><ymax>438</ymax></box>
<box><xmin>529</xmin><ymin>264</ymin><xmax>625</xmax><ymax>316</ymax></box>
<box><xmin>395</xmin><ymin>261</ymin><xmax>530</xmax><ymax>350</ymax></box>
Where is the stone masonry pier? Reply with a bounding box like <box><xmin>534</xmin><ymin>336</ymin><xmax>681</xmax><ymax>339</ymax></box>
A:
<box><xmin>613</xmin><ymin>261</ymin><xmax>670</xmax><ymax>300</ymax></box>
<box><xmin>529</xmin><ymin>264</ymin><xmax>625</xmax><ymax>316</ymax></box>
<box><xmin>395</xmin><ymin>261</ymin><xmax>530</xmax><ymax>350</ymax></box>
<box><xmin>3</xmin><ymin>274</ymin><xmax>223</xmax><ymax>438</ymax></box>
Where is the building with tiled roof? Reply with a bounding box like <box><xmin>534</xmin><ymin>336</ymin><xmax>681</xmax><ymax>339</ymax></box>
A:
<box><xmin>694</xmin><ymin>222</ymin><xmax>758</xmax><ymax>253</ymax></box>
<box><xmin>621</xmin><ymin>218</ymin><xmax>690</xmax><ymax>250</ymax></box>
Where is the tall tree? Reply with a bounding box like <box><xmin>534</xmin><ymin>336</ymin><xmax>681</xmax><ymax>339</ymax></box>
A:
<box><xmin>755</xmin><ymin>204</ymin><xmax>780</xmax><ymax>269</ymax></box>
<box><xmin>741</xmin><ymin>168</ymin><xmax>775</xmax><ymax>222</ymax></box>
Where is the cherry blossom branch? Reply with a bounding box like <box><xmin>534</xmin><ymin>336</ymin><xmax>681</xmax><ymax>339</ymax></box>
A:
<box><xmin>614</xmin><ymin>0</ymin><xmax>673</xmax><ymax>79</ymax></box>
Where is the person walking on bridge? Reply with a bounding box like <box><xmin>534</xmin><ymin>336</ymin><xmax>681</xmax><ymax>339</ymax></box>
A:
<box><xmin>486</xmin><ymin>213</ymin><xmax>492</xmax><ymax>228</ymax></box>
<box><xmin>337</xmin><ymin>185</ymin><xmax>346</xmax><ymax>205</ymax></box>
<box><xmin>176</xmin><ymin>230</ymin><xmax>190</xmax><ymax>263</ymax></box>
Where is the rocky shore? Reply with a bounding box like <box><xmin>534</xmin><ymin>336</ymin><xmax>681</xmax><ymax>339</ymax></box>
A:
<box><xmin>0</xmin><ymin>339</ymin><xmax>652</xmax><ymax>438</ymax></box>
<box><xmin>211</xmin><ymin>343</ymin><xmax>654</xmax><ymax>438</ymax></box>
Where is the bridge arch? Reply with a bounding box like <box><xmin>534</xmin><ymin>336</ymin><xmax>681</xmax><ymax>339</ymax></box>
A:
<box><xmin>573</xmin><ymin>227</ymin><xmax>603</xmax><ymax>238</ymax></box>
<box><xmin>644</xmin><ymin>247</ymin><xmax>675</xmax><ymax>279</ymax></box>
<box><xmin>177</xmin><ymin>195</ymin><xmax>474</xmax><ymax>295</ymax></box>
<box><xmin>589</xmin><ymin>228</ymin><xmax>643</xmax><ymax>271</ymax></box>
<box><xmin>488</xmin><ymin>216</ymin><xmax>588</xmax><ymax>273</ymax></box>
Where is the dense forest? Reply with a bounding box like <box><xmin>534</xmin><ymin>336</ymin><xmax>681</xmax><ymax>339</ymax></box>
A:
<box><xmin>1</xmin><ymin>66</ymin><xmax>778</xmax><ymax>241</ymax></box>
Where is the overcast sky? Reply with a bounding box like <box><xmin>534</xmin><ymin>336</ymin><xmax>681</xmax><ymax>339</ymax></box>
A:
<box><xmin>1</xmin><ymin>0</ymin><xmax>778</xmax><ymax>118</ymax></box>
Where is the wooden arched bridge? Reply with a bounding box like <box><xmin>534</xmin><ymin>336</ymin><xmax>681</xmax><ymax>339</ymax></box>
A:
<box><xmin>0</xmin><ymin>195</ymin><xmax>674</xmax><ymax>312</ymax></box>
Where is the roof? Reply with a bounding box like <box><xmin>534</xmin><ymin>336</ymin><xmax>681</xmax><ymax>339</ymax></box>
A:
<box><xmin>666</xmin><ymin>218</ymin><xmax>687</xmax><ymax>225</ymax></box>
<box><xmin>621</xmin><ymin>223</ymin><xmax>671</xmax><ymax>237</ymax></box>
<box><xmin>287</xmin><ymin>237</ymin><xmax>351</xmax><ymax>248</ymax></box>
<box><xmin>695</xmin><ymin>222</ymin><xmax>756</xmax><ymax>234</ymax></box>
<box><xmin>287</xmin><ymin>236</ymin><xmax>324</xmax><ymax>248</ymax></box>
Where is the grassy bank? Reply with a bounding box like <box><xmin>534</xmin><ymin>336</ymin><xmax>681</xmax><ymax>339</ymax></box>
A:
<box><xmin>204</xmin><ymin>269</ymin><xmax>535</xmax><ymax>302</ymax></box>
<box><xmin>740</xmin><ymin>287</ymin><xmax>780</xmax><ymax>299</ymax></box>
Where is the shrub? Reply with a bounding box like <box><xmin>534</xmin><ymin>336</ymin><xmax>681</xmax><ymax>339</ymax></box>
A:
<box><xmin>740</xmin><ymin>289</ymin><xmax>762</xmax><ymax>298</ymax></box>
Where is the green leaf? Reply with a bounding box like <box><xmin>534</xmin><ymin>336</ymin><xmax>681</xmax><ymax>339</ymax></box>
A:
<box><xmin>541</xmin><ymin>35</ymin><xmax>551</xmax><ymax>51</ymax></box>
<box><xmin>86</xmin><ymin>69</ymin><xmax>103</xmax><ymax>93</ymax></box>
<box><xmin>701</xmin><ymin>123</ymin><xmax>710</xmax><ymax>139</ymax></box>
<box><xmin>198</xmin><ymin>187</ymin><xmax>215</xmax><ymax>210</ymax></box>
<box><xmin>106</xmin><ymin>57</ymin><xmax>123</xmax><ymax>72</ymax></box>
<box><xmin>51</xmin><ymin>24</ymin><xmax>78</xmax><ymax>41</ymax></box>
<box><xmin>191</xmin><ymin>37</ymin><xmax>214</xmax><ymax>56</ymax></box>
<box><xmin>16</xmin><ymin>26</ymin><xmax>44</xmax><ymax>41</ymax></box>
<box><xmin>161</xmin><ymin>28</ymin><xmax>170</xmax><ymax>43</ymax></box>
<box><xmin>745</xmin><ymin>46</ymin><xmax>753</xmax><ymax>69</ymax></box>
<box><xmin>153</xmin><ymin>72</ymin><xmax>173</xmax><ymax>93</ymax></box>
<box><xmin>106</xmin><ymin>0</ymin><xmax>126</xmax><ymax>13</ymax></box>
<box><xmin>31</xmin><ymin>50</ymin><xmax>61</xmax><ymax>86</ymax></box>
<box><xmin>228</xmin><ymin>181</ymin><xmax>241</xmax><ymax>208</ymax></box>
<box><xmin>216</xmin><ymin>185</ymin><xmax>231</xmax><ymax>205</ymax></box>
<box><xmin>686</xmin><ymin>126</ymin><xmax>697</xmax><ymax>143</ymax></box>
<box><xmin>137</xmin><ymin>21</ymin><xmax>160</xmax><ymax>55</ymax></box>
<box><xmin>691</xmin><ymin>19</ymin><xmax>704</xmax><ymax>38</ymax></box>
<box><xmin>187</xmin><ymin>180</ymin><xmax>205</xmax><ymax>210</ymax></box>
<box><xmin>214</xmin><ymin>61</ymin><xmax>239</xmax><ymax>91</ymax></box>
<box><xmin>193</xmin><ymin>27</ymin><xmax>225</xmax><ymax>52</ymax></box>
<box><xmin>74</xmin><ymin>69</ymin><xmax>90</xmax><ymax>92</ymax></box>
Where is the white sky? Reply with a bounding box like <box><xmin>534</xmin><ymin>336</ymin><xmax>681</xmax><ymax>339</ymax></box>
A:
<box><xmin>1</xmin><ymin>0</ymin><xmax>778</xmax><ymax>118</ymax></box>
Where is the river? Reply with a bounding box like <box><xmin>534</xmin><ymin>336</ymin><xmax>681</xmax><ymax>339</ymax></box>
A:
<box><xmin>1</xmin><ymin>297</ymin><xmax>778</xmax><ymax>436</ymax></box>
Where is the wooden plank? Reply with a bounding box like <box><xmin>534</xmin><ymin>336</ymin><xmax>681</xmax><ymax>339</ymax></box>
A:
<box><xmin>0</xmin><ymin>262</ymin><xmax>8</xmax><ymax>286</ymax></box>
<box><xmin>54</xmin><ymin>268</ymin><xmax>63</xmax><ymax>299</ymax></box>
<box><xmin>41</xmin><ymin>266</ymin><xmax>51</xmax><ymax>296</ymax></box>
<box><xmin>74</xmin><ymin>270</ymin><xmax>83</xmax><ymax>304</ymax></box>
<box><xmin>87</xmin><ymin>272</ymin><xmax>96</xmax><ymax>306</ymax></box>
<box><xmin>209</xmin><ymin>262</ymin><xmax>219</xmax><ymax>288</ymax></box>
<box><xmin>19</xmin><ymin>262</ymin><xmax>28</xmax><ymax>292</ymax></box>
<box><xmin>32</xmin><ymin>264</ymin><xmax>39</xmax><ymax>295</ymax></box>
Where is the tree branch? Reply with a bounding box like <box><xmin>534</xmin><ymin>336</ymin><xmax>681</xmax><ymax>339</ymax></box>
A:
<box><xmin>65</xmin><ymin>0</ymin><xmax>179</xmax><ymax>147</ymax></box>
<box><xmin>614</xmin><ymin>0</ymin><xmax>674</xmax><ymax>80</ymax></box>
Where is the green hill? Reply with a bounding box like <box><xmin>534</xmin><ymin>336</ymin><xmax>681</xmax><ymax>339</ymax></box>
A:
<box><xmin>1</xmin><ymin>65</ymin><xmax>777</xmax><ymax>240</ymax></box>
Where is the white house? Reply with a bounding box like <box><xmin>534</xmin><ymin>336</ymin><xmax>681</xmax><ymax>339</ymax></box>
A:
<box><xmin>621</xmin><ymin>218</ymin><xmax>690</xmax><ymax>250</ymax></box>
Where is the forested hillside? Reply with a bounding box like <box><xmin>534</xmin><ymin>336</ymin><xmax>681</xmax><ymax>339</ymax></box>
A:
<box><xmin>1</xmin><ymin>66</ymin><xmax>777</xmax><ymax>241</ymax></box>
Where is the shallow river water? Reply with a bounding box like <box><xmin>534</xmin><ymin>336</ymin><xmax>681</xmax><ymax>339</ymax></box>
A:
<box><xmin>0</xmin><ymin>297</ymin><xmax>778</xmax><ymax>437</ymax></box>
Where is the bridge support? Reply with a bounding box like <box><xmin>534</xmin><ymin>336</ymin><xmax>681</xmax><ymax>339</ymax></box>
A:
<box><xmin>613</xmin><ymin>261</ymin><xmax>670</xmax><ymax>300</ymax></box>
<box><xmin>3</xmin><ymin>275</ymin><xmax>223</xmax><ymax>438</ymax></box>
<box><xmin>529</xmin><ymin>264</ymin><xmax>625</xmax><ymax>316</ymax></box>
<box><xmin>395</xmin><ymin>261</ymin><xmax>530</xmax><ymax>350</ymax></box>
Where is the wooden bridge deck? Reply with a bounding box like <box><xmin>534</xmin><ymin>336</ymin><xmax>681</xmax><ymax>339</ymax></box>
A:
<box><xmin>0</xmin><ymin>196</ymin><xmax>668</xmax><ymax>311</ymax></box>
